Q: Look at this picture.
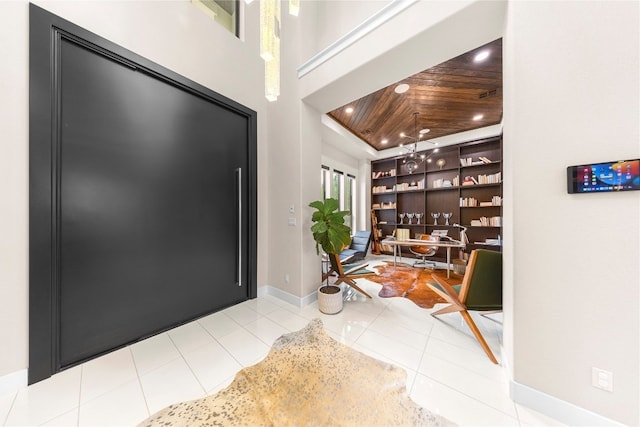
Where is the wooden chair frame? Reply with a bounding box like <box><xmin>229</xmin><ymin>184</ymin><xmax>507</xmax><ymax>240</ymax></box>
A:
<box><xmin>427</xmin><ymin>250</ymin><xmax>500</xmax><ymax>364</ymax></box>
<box><xmin>327</xmin><ymin>253</ymin><xmax>374</xmax><ymax>299</ymax></box>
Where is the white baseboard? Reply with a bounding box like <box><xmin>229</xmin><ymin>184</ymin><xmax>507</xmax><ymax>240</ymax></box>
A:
<box><xmin>259</xmin><ymin>285</ymin><xmax>316</xmax><ymax>308</ymax></box>
<box><xmin>510</xmin><ymin>380</ymin><xmax>625</xmax><ymax>427</ymax></box>
<box><xmin>0</xmin><ymin>368</ymin><xmax>27</xmax><ymax>397</ymax></box>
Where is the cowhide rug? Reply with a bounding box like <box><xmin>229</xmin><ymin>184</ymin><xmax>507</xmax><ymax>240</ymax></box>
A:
<box><xmin>368</xmin><ymin>263</ymin><xmax>459</xmax><ymax>309</ymax></box>
<box><xmin>139</xmin><ymin>318</ymin><xmax>455</xmax><ymax>427</ymax></box>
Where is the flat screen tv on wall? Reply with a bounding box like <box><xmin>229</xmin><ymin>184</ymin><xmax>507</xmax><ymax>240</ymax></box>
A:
<box><xmin>29</xmin><ymin>4</ymin><xmax>257</xmax><ymax>384</ymax></box>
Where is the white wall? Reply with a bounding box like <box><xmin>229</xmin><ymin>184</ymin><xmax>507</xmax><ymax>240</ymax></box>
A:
<box><xmin>300</xmin><ymin>105</ymin><xmax>326</xmax><ymax>299</ymax></box>
<box><xmin>322</xmin><ymin>143</ymin><xmax>359</xmax><ymax>176</ymax></box>
<box><xmin>504</xmin><ymin>1</ymin><xmax>639</xmax><ymax>425</ymax></box>
<box><xmin>0</xmin><ymin>0</ymin><xmax>30</xmax><ymax>384</ymax></box>
<box><xmin>309</xmin><ymin>0</ymin><xmax>392</xmax><ymax>59</ymax></box>
<box><xmin>264</xmin><ymin>3</ymin><xmax>305</xmax><ymax>299</ymax></box>
<box><xmin>0</xmin><ymin>0</ymin><xmax>269</xmax><ymax>380</ymax></box>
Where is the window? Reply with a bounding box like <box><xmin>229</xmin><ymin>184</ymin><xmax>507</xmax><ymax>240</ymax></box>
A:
<box><xmin>321</xmin><ymin>166</ymin><xmax>331</xmax><ymax>200</ymax></box>
<box><xmin>192</xmin><ymin>0</ymin><xmax>239</xmax><ymax>37</ymax></box>
<box><xmin>346</xmin><ymin>174</ymin><xmax>356</xmax><ymax>232</ymax></box>
<box><xmin>321</xmin><ymin>166</ymin><xmax>356</xmax><ymax>232</ymax></box>
<box><xmin>332</xmin><ymin>170</ymin><xmax>343</xmax><ymax>209</ymax></box>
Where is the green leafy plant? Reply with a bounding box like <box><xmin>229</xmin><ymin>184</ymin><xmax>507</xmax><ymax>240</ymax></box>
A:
<box><xmin>309</xmin><ymin>198</ymin><xmax>351</xmax><ymax>255</ymax></box>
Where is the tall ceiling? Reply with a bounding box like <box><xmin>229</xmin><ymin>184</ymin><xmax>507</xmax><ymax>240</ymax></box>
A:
<box><xmin>327</xmin><ymin>38</ymin><xmax>503</xmax><ymax>152</ymax></box>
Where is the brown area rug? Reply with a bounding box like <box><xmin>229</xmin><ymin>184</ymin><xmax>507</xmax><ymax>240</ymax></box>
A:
<box><xmin>368</xmin><ymin>262</ymin><xmax>461</xmax><ymax>309</ymax></box>
<box><xmin>139</xmin><ymin>319</ymin><xmax>455</xmax><ymax>427</ymax></box>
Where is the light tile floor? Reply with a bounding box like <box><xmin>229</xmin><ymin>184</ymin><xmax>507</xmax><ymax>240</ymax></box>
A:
<box><xmin>1</xmin><ymin>260</ymin><xmax>566</xmax><ymax>427</ymax></box>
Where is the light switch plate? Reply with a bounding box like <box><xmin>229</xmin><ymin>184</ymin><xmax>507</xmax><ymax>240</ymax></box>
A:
<box><xmin>591</xmin><ymin>367</ymin><xmax>613</xmax><ymax>392</ymax></box>
<box><xmin>288</xmin><ymin>218</ymin><xmax>296</xmax><ymax>226</ymax></box>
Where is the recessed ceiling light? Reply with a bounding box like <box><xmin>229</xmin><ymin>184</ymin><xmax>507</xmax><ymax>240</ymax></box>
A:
<box><xmin>345</xmin><ymin>107</ymin><xmax>354</xmax><ymax>114</ymax></box>
<box><xmin>474</xmin><ymin>50</ymin><xmax>490</xmax><ymax>62</ymax></box>
<box><xmin>394</xmin><ymin>83</ymin><xmax>410</xmax><ymax>94</ymax></box>
<box><xmin>381</xmin><ymin>139</ymin><xmax>388</xmax><ymax>145</ymax></box>
<box><xmin>399</xmin><ymin>132</ymin><xmax>406</xmax><ymax>138</ymax></box>
<box><xmin>399</xmin><ymin>143</ymin><xmax>404</xmax><ymax>147</ymax></box>
<box><xmin>419</xmin><ymin>128</ymin><xmax>430</xmax><ymax>135</ymax></box>
<box><xmin>473</xmin><ymin>114</ymin><xmax>484</xmax><ymax>121</ymax></box>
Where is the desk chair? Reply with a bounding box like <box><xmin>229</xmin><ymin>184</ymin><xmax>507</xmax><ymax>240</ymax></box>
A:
<box><xmin>409</xmin><ymin>234</ymin><xmax>439</xmax><ymax>269</ymax></box>
<box><xmin>427</xmin><ymin>249</ymin><xmax>502</xmax><ymax>364</ymax></box>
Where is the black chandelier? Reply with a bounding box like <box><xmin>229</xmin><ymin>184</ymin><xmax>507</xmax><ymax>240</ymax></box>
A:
<box><xmin>400</xmin><ymin>112</ymin><xmax>438</xmax><ymax>173</ymax></box>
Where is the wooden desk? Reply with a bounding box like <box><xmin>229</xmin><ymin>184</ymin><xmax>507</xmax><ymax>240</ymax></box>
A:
<box><xmin>381</xmin><ymin>237</ymin><xmax>465</xmax><ymax>278</ymax></box>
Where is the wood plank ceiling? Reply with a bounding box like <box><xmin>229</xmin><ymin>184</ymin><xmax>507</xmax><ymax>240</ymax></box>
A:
<box><xmin>327</xmin><ymin>38</ymin><xmax>503</xmax><ymax>152</ymax></box>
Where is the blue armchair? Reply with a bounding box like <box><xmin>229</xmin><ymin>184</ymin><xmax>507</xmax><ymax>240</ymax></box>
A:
<box><xmin>339</xmin><ymin>230</ymin><xmax>372</xmax><ymax>263</ymax></box>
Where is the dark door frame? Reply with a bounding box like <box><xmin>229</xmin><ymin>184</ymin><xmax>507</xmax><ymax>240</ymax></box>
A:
<box><xmin>29</xmin><ymin>4</ymin><xmax>257</xmax><ymax>384</ymax></box>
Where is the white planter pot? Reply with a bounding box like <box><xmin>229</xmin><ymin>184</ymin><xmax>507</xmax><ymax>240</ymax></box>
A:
<box><xmin>317</xmin><ymin>285</ymin><xmax>343</xmax><ymax>314</ymax></box>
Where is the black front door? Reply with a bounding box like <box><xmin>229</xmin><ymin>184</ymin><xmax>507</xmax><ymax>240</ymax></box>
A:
<box><xmin>55</xmin><ymin>36</ymin><xmax>250</xmax><ymax>367</ymax></box>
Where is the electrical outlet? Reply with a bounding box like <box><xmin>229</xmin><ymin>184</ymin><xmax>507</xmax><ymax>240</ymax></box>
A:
<box><xmin>591</xmin><ymin>367</ymin><xmax>613</xmax><ymax>392</ymax></box>
<box><xmin>284</xmin><ymin>274</ymin><xmax>290</xmax><ymax>283</ymax></box>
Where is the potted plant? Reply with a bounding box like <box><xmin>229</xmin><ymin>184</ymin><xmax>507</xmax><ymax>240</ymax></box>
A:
<box><xmin>309</xmin><ymin>198</ymin><xmax>351</xmax><ymax>314</ymax></box>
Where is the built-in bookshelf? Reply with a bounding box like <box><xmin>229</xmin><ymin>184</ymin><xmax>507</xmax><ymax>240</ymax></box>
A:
<box><xmin>370</xmin><ymin>136</ymin><xmax>503</xmax><ymax>261</ymax></box>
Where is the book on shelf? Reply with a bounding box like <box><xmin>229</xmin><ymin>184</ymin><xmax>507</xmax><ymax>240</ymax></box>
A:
<box><xmin>463</xmin><ymin>173</ymin><xmax>501</xmax><ymax>186</ymax></box>
<box><xmin>473</xmin><ymin>196</ymin><xmax>502</xmax><ymax>207</ymax></box>
<box><xmin>477</xmin><ymin>172</ymin><xmax>501</xmax><ymax>184</ymax></box>
<box><xmin>372</xmin><ymin>202</ymin><xmax>397</xmax><ymax>209</ymax></box>
<box><xmin>470</xmin><ymin>216</ymin><xmax>502</xmax><ymax>226</ymax></box>
<box><xmin>372</xmin><ymin>185</ymin><xmax>396</xmax><ymax>194</ymax></box>
<box><xmin>459</xmin><ymin>157</ymin><xmax>473</xmax><ymax>166</ymax></box>
<box><xmin>396</xmin><ymin>179</ymin><xmax>424</xmax><ymax>192</ymax></box>
<box><xmin>432</xmin><ymin>177</ymin><xmax>456</xmax><ymax>189</ymax></box>
<box><xmin>460</xmin><ymin>156</ymin><xmax>493</xmax><ymax>166</ymax></box>
<box><xmin>462</xmin><ymin>176</ymin><xmax>479</xmax><ymax>185</ymax></box>
<box><xmin>460</xmin><ymin>197</ymin><xmax>478</xmax><ymax>207</ymax></box>
<box><xmin>372</xmin><ymin>169</ymin><xmax>396</xmax><ymax>179</ymax></box>
<box><xmin>473</xmin><ymin>239</ymin><xmax>501</xmax><ymax>246</ymax></box>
